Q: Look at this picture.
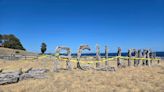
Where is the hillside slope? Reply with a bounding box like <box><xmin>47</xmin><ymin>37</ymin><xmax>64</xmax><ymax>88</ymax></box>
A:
<box><xmin>0</xmin><ymin>47</ymin><xmax>37</xmax><ymax>56</ymax></box>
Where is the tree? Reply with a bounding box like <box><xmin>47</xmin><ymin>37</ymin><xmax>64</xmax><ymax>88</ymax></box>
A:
<box><xmin>0</xmin><ymin>34</ymin><xmax>2</xmax><ymax>43</ymax></box>
<box><xmin>41</xmin><ymin>42</ymin><xmax>47</xmax><ymax>54</ymax></box>
<box><xmin>1</xmin><ymin>34</ymin><xmax>25</xmax><ymax>50</ymax></box>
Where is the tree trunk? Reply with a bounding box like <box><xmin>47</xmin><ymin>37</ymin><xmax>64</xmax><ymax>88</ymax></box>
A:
<box><xmin>96</xmin><ymin>62</ymin><xmax>100</xmax><ymax>68</ymax></box>
<box><xmin>66</xmin><ymin>60</ymin><xmax>72</xmax><ymax>70</ymax></box>
<box><xmin>0</xmin><ymin>68</ymin><xmax>49</xmax><ymax>85</ymax></box>
<box><xmin>117</xmin><ymin>47</ymin><xmax>122</xmax><ymax>67</ymax></box>
<box><xmin>117</xmin><ymin>58</ymin><xmax>121</xmax><ymax>67</ymax></box>
<box><xmin>0</xmin><ymin>71</ymin><xmax>21</xmax><ymax>85</ymax></box>
<box><xmin>134</xmin><ymin>59</ymin><xmax>137</xmax><ymax>67</ymax></box>
<box><xmin>96</xmin><ymin>44</ymin><xmax>101</xmax><ymax>68</ymax></box>
<box><xmin>53</xmin><ymin>60</ymin><xmax>60</xmax><ymax>72</ymax></box>
<box><xmin>128</xmin><ymin>59</ymin><xmax>131</xmax><ymax>66</ymax></box>
<box><xmin>105</xmin><ymin>45</ymin><xmax>108</xmax><ymax>66</ymax></box>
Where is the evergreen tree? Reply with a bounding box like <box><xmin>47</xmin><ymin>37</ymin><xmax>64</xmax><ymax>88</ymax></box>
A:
<box><xmin>0</xmin><ymin>34</ymin><xmax>2</xmax><ymax>43</ymax></box>
<box><xmin>41</xmin><ymin>42</ymin><xmax>47</xmax><ymax>54</ymax></box>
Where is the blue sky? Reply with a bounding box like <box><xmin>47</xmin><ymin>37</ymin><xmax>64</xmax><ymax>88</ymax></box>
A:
<box><xmin>0</xmin><ymin>0</ymin><xmax>164</xmax><ymax>53</ymax></box>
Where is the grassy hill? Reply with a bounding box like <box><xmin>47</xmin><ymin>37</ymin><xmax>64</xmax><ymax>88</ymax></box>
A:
<box><xmin>0</xmin><ymin>47</ymin><xmax>37</xmax><ymax>56</ymax></box>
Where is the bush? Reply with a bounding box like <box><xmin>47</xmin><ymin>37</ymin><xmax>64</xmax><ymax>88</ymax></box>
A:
<box><xmin>15</xmin><ymin>51</ymin><xmax>20</xmax><ymax>54</ymax></box>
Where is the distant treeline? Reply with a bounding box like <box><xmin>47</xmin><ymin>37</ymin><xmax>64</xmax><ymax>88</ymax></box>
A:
<box><xmin>0</xmin><ymin>34</ymin><xmax>25</xmax><ymax>50</ymax></box>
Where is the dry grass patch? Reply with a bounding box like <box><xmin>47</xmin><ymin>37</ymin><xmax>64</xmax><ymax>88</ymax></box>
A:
<box><xmin>0</xmin><ymin>59</ymin><xmax>164</xmax><ymax>92</ymax></box>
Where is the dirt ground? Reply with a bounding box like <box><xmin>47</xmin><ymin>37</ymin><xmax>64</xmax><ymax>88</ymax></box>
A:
<box><xmin>0</xmin><ymin>58</ymin><xmax>164</xmax><ymax>92</ymax></box>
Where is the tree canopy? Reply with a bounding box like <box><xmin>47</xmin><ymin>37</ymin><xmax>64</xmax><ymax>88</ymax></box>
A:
<box><xmin>0</xmin><ymin>34</ymin><xmax>25</xmax><ymax>50</ymax></box>
<box><xmin>0</xmin><ymin>34</ymin><xmax>2</xmax><ymax>43</ymax></box>
<box><xmin>41</xmin><ymin>42</ymin><xmax>47</xmax><ymax>54</ymax></box>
